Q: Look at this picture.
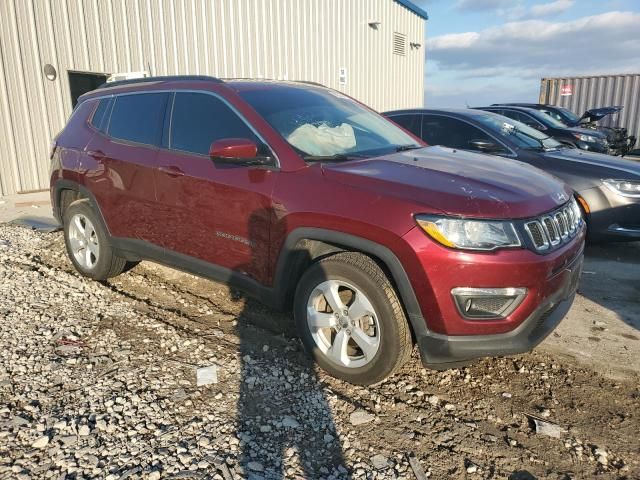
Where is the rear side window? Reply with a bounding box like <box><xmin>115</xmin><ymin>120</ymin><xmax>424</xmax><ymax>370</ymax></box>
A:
<box><xmin>421</xmin><ymin>114</ymin><xmax>504</xmax><ymax>153</ymax></box>
<box><xmin>108</xmin><ymin>93</ymin><xmax>169</xmax><ymax>146</ymax></box>
<box><xmin>170</xmin><ymin>92</ymin><xmax>259</xmax><ymax>156</ymax></box>
<box><xmin>388</xmin><ymin>114</ymin><xmax>422</xmax><ymax>138</ymax></box>
<box><xmin>421</xmin><ymin>115</ymin><xmax>465</xmax><ymax>146</ymax></box>
<box><xmin>90</xmin><ymin>97</ymin><xmax>113</xmax><ymax>132</ymax></box>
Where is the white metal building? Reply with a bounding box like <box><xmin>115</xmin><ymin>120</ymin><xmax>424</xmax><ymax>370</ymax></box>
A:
<box><xmin>0</xmin><ymin>0</ymin><xmax>427</xmax><ymax>196</ymax></box>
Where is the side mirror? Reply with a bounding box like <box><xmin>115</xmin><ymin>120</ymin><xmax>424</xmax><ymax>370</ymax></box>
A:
<box><xmin>209</xmin><ymin>138</ymin><xmax>273</xmax><ymax>166</ymax></box>
<box><xmin>209</xmin><ymin>138</ymin><xmax>259</xmax><ymax>162</ymax></box>
<box><xmin>469</xmin><ymin>139</ymin><xmax>502</xmax><ymax>153</ymax></box>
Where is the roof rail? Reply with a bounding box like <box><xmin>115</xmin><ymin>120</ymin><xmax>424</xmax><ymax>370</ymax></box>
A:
<box><xmin>222</xmin><ymin>77</ymin><xmax>327</xmax><ymax>88</ymax></box>
<box><xmin>97</xmin><ymin>75</ymin><xmax>224</xmax><ymax>89</ymax></box>
<box><xmin>292</xmin><ymin>80</ymin><xmax>326</xmax><ymax>88</ymax></box>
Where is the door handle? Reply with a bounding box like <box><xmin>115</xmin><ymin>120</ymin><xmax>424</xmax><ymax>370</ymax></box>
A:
<box><xmin>158</xmin><ymin>165</ymin><xmax>185</xmax><ymax>177</ymax></box>
<box><xmin>86</xmin><ymin>150</ymin><xmax>105</xmax><ymax>160</ymax></box>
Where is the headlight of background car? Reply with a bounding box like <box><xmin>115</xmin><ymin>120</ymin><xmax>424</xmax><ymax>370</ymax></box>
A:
<box><xmin>572</xmin><ymin>133</ymin><xmax>603</xmax><ymax>144</ymax></box>
<box><xmin>415</xmin><ymin>215</ymin><xmax>521</xmax><ymax>251</ymax></box>
<box><xmin>603</xmin><ymin>179</ymin><xmax>640</xmax><ymax>198</ymax></box>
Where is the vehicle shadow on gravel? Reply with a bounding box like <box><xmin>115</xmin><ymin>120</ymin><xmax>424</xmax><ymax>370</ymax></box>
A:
<box><xmin>234</xmin><ymin>208</ymin><xmax>350</xmax><ymax>479</ymax></box>
<box><xmin>578</xmin><ymin>241</ymin><xmax>640</xmax><ymax>333</ymax></box>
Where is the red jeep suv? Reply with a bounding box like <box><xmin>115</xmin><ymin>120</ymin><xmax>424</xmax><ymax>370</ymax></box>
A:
<box><xmin>50</xmin><ymin>76</ymin><xmax>585</xmax><ymax>385</ymax></box>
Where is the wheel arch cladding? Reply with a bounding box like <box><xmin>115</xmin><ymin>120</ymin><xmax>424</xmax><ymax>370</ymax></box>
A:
<box><xmin>53</xmin><ymin>180</ymin><xmax>111</xmax><ymax>236</ymax></box>
<box><xmin>273</xmin><ymin>227</ymin><xmax>428</xmax><ymax>340</ymax></box>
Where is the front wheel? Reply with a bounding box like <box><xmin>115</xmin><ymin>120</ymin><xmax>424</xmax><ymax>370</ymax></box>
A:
<box><xmin>294</xmin><ymin>252</ymin><xmax>413</xmax><ymax>385</ymax></box>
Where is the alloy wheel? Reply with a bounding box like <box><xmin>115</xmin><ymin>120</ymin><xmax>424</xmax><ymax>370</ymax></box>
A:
<box><xmin>68</xmin><ymin>213</ymin><xmax>100</xmax><ymax>270</ymax></box>
<box><xmin>306</xmin><ymin>280</ymin><xmax>381</xmax><ymax>368</ymax></box>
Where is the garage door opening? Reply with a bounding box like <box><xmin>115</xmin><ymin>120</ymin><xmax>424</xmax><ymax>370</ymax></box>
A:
<box><xmin>68</xmin><ymin>71</ymin><xmax>108</xmax><ymax>107</ymax></box>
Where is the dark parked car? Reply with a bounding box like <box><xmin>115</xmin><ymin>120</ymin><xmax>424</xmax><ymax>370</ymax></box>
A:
<box><xmin>493</xmin><ymin>103</ymin><xmax>636</xmax><ymax>156</ymax></box>
<box><xmin>478</xmin><ymin>105</ymin><xmax>610</xmax><ymax>154</ymax></box>
<box><xmin>625</xmin><ymin>148</ymin><xmax>640</xmax><ymax>161</ymax></box>
<box><xmin>384</xmin><ymin>108</ymin><xmax>640</xmax><ymax>242</ymax></box>
<box><xmin>51</xmin><ymin>76</ymin><xmax>585</xmax><ymax>385</ymax></box>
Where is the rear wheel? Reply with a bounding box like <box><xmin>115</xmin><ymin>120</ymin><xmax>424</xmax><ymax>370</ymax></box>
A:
<box><xmin>294</xmin><ymin>252</ymin><xmax>412</xmax><ymax>385</ymax></box>
<box><xmin>63</xmin><ymin>200</ymin><xmax>128</xmax><ymax>280</ymax></box>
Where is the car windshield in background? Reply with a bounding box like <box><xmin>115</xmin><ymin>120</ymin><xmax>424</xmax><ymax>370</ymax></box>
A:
<box><xmin>527</xmin><ymin>109</ymin><xmax>568</xmax><ymax>129</ymax></box>
<box><xmin>238</xmin><ymin>86</ymin><xmax>421</xmax><ymax>161</ymax></box>
<box><xmin>474</xmin><ymin>113</ymin><xmax>564</xmax><ymax>151</ymax></box>
<box><xmin>554</xmin><ymin>106</ymin><xmax>581</xmax><ymax>125</ymax></box>
<box><xmin>541</xmin><ymin>107</ymin><xmax>580</xmax><ymax>126</ymax></box>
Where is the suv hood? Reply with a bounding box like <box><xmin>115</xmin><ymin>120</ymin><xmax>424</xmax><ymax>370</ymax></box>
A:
<box><xmin>574</xmin><ymin>106</ymin><xmax>622</xmax><ymax>126</ymax></box>
<box><xmin>322</xmin><ymin>146</ymin><xmax>572</xmax><ymax>219</ymax></box>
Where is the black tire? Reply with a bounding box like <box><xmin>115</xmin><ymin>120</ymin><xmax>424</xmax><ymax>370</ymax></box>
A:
<box><xmin>63</xmin><ymin>199</ymin><xmax>128</xmax><ymax>280</ymax></box>
<box><xmin>294</xmin><ymin>252</ymin><xmax>412</xmax><ymax>385</ymax></box>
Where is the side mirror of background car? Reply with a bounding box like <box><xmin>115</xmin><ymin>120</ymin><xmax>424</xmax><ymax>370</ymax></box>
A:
<box><xmin>469</xmin><ymin>140</ymin><xmax>502</xmax><ymax>153</ymax></box>
<box><xmin>209</xmin><ymin>138</ymin><xmax>273</xmax><ymax>166</ymax></box>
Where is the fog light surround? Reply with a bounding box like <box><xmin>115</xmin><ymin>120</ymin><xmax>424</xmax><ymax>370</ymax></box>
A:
<box><xmin>451</xmin><ymin>287</ymin><xmax>527</xmax><ymax>320</ymax></box>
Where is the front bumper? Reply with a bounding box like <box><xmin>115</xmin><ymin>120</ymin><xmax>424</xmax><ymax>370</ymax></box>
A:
<box><xmin>418</xmin><ymin>256</ymin><xmax>581</xmax><ymax>368</ymax></box>
<box><xmin>611</xmin><ymin>135</ymin><xmax>637</xmax><ymax>156</ymax></box>
<box><xmin>398</xmin><ymin>222</ymin><xmax>585</xmax><ymax>368</ymax></box>
<box><xmin>579</xmin><ymin>186</ymin><xmax>640</xmax><ymax>241</ymax></box>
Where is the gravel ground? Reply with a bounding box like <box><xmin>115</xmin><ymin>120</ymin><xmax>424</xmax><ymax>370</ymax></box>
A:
<box><xmin>1</xmin><ymin>224</ymin><xmax>639</xmax><ymax>480</ymax></box>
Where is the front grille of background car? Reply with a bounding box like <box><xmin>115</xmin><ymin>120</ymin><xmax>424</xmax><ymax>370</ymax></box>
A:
<box><xmin>524</xmin><ymin>201</ymin><xmax>583</xmax><ymax>253</ymax></box>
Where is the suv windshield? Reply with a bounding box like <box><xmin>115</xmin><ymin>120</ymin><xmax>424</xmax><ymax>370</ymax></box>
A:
<box><xmin>474</xmin><ymin>112</ymin><xmax>564</xmax><ymax>151</ymax></box>
<box><xmin>238</xmin><ymin>85</ymin><xmax>421</xmax><ymax>160</ymax></box>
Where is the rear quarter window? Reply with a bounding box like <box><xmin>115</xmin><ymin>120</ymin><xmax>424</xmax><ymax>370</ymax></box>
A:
<box><xmin>108</xmin><ymin>93</ymin><xmax>169</xmax><ymax>146</ymax></box>
<box><xmin>90</xmin><ymin>97</ymin><xmax>113</xmax><ymax>132</ymax></box>
<box><xmin>421</xmin><ymin>114</ymin><xmax>504</xmax><ymax>153</ymax></box>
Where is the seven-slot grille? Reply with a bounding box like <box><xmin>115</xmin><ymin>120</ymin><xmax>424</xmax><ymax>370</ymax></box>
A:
<box><xmin>524</xmin><ymin>199</ymin><xmax>583</xmax><ymax>252</ymax></box>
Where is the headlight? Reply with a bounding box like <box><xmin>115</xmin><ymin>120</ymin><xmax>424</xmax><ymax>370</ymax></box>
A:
<box><xmin>603</xmin><ymin>179</ymin><xmax>640</xmax><ymax>198</ymax></box>
<box><xmin>573</xmin><ymin>133</ymin><xmax>604</xmax><ymax>144</ymax></box>
<box><xmin>415</xmin><ymin>215</ymin><xmax>522</xmax><ymax>251</ymax></box>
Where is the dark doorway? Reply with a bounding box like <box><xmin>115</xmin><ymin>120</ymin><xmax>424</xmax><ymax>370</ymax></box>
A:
<box><xmin>68</xmin><ymin>71</ymin><xmax>108</xmax><ymax>107</ymax></box>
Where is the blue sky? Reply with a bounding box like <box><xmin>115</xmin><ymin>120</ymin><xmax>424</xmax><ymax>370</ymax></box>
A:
<box><xmin>415</xmin><ymin>0</ymin><xmax>640</xmax><ymax>107</ymax></box>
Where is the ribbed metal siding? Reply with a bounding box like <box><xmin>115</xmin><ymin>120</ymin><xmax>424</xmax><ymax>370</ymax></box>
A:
<box><xmin>0</xmin><ymin>0</ymin><xmax>425</xmax><ymax>196</ymax></box>
<box><xmin>539</xmin><ymin>74</ymin><xmax>640</xmax><ymax>145</ymax></box>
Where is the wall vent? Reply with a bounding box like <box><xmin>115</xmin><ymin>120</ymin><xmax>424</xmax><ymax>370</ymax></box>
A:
<box><xmin>393</xmin><ymin>32</ymin><xmax>407</xmax><ymax>56</ymax></box>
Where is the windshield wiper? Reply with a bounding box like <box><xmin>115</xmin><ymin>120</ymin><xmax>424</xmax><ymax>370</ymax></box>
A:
<box><xmin>395</xmin><ymin>144</ymin><xmax>423</xmax><ymax>152</ymax></box>
<box><xmin>303</xmin><ymin>153</ymin><xmax>355</xmax><ymax>162</ymax></box>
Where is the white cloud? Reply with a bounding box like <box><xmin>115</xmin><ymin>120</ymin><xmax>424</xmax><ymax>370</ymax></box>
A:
<box><xmin>452</xmin><ymin>0</ymin><xmax>574</xmax><ymax>20</ymax></box>
<box><xmin>425</xmin><ymin>10</ymin><xmax>640</xmax><ymax>107</ymax></box>
<box><xmin>427</xmin><ymin>11</ymin><xmax>640</xmax><ymax>77</ymax></box>
<box><xmin>529</xmin><ymin>0</ymin><xmax>575</xmax><ymax>18</ymax></box>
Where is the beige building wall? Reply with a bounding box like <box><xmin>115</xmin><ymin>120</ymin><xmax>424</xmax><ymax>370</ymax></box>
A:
<box><xmin>0</xmin><ymin>0</ymin><xmax>425</xmax><ymax>195</ymax></box>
